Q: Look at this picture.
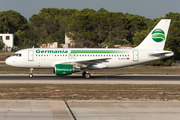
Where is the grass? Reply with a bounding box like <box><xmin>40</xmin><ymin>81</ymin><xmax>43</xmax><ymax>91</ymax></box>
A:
<box><xmin>0</xmin><ymin>84</ymin><xmax>180</xmax><ymax>101</ymax></box>
<box><xmin>0</xmin><ymin>64</ymin><xmax>53</xmax><ymax>74</ymax></box>
<box><xmin>0</xmin><ymin>52</ymin><xmax>14</xmax><ymax>61</ymax></box>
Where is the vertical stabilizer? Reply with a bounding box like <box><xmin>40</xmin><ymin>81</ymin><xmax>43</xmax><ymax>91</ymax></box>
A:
<box><xmin>135</xmin><ymin>19</ymin><xmax>171</xmax><ymax>50</ymax></box>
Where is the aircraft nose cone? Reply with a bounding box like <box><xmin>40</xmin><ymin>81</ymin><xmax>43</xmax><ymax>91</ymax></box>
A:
<box><xmin>5</xmin><ymin>57</ymin><xmax>10</xmax><ymax>65</ymax></box>
<box><xmin>5</xmin><ymin>57</ymin><xmax>12</xmax><ymax>66</ymax></box>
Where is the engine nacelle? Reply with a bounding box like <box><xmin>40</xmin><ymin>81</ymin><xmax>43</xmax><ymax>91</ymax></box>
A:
<box><xmin>55</xmin><ymin>64</ymin><xmax>80</xmax><ymax>76</ymax></box>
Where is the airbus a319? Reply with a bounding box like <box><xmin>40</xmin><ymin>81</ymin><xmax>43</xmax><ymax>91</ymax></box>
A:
<box><xmin>5</xmin><ymin>19</ymin><xmax>174</xmax><ymax>78</ymax></box>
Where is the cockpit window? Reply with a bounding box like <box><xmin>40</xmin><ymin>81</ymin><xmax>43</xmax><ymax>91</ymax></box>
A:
<box><xmin>13</xmin><ymin>53</ymin><xmax>22</xmax><ymax>57</ymax></box>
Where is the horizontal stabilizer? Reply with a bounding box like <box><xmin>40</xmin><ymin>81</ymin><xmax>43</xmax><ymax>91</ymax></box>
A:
<box><xmin>149</xmin><ymin>51</ymin><xmax>174</xmax><ymax>57</ymax></box>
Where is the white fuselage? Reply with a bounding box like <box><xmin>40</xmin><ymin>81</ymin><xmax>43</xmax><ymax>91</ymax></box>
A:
<box><xmin>5</xmin><ymin>48</ymin><xmax>174</xmax><ymax>70</ymax></box>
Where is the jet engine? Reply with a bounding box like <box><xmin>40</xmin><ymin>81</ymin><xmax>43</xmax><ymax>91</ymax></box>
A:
<box><xmin>54</xmin><ymin>64</ymin><xmax>80</xmax><ymax>76</ymax></box>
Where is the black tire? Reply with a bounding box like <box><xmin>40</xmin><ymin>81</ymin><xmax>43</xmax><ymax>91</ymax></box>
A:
<box><xmin>84</xmin><ymin>73</ymin><xmax>91</xmax><ymax>79</ymax></box>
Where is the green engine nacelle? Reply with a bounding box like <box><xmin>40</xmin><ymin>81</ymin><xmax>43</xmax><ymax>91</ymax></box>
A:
<box><xmin>55</xmin><ymin>64</ymin><xmax>73</xmax><ymax>75</ymax></box>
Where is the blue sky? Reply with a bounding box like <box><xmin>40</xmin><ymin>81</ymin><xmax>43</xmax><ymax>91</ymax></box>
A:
<box><xmin>0</xmin><ymin>0</ymin><xmax>180</xmax><ymax>20</ymax></box>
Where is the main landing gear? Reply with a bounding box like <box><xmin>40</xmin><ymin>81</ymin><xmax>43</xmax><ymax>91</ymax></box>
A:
<box><xmin>29</xmin><ymin>68</ymin><xmax>33</xmax><ymax>78</ymax></box>
<box><xmin>82</xmin><ymin>71</ymin><xmax>91</xmax><ymax>79</ymax></box>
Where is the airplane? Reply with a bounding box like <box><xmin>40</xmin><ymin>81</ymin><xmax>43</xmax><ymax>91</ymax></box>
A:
<box><xmin>5</xmin><ymin>19</ymin><xmax>174</xmax><ymax>78</ymax></box>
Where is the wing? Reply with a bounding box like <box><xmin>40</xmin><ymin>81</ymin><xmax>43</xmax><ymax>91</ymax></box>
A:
<box><xmin>51</xmin><ymin>58</ymin><xmax>110</xmax><ymax>68</ymax></box>
<box><xmin>72</xmin><ymin>58</ymin><xmax>110</xmax><ymax>65</ymax></box>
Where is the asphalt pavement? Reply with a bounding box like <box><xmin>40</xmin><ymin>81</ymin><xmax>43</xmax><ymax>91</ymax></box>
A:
<box><xmin>0</xmin><ymin>74</ymin><xmax>180</xmax><ymax>84</ymax></box>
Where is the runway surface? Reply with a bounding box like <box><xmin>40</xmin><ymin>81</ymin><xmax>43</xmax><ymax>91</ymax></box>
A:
<box><xmin>0</xmin><ymin>75</ymin><xmax>180</xmax><ymax>120</ymax></box>
<box><xmin>0</xmin><ymin>74</ymin><xmax>180</xmax><ymax>84</ymax></box>
<box><xmin>0</xmin><ymin>100</ymin><xmax>180</xmax><ymax>120</ymax></box>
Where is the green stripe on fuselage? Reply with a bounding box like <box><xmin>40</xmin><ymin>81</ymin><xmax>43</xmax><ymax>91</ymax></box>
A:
<box><xmin>71</xmin><ymin>50</ymin><xmax>128</xmax><ymax>54</ymax></box>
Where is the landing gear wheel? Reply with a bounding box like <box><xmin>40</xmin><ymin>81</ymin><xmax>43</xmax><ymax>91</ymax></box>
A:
<box><xmin>84</xmin><ymin>73</ymin><xmax>91</xmax><ymax>79</ymax></box>
<box><xmin>82</xmin><ymin>71</ymin><xmax>86</xmax><ymax>78</ymax></box>
<box><xmin>29</xmin><ymin>68</ymin><xmax>34</xmax><ymax>78</ymax></box>
<box><xmin>29</xmin><ymin>73</ymin><xmax>33</xmax><ymax>78</ymax></box>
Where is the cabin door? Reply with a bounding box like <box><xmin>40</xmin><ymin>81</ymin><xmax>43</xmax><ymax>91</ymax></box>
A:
<box><xmin>133</xmin><ymin>50</ymin><xmax>139</xmax><ymax>61</ymax></box>
<box><xmin>28</xmin><ymin>50</ymin><xmax>34</xmax><ymax>61</ymax></box>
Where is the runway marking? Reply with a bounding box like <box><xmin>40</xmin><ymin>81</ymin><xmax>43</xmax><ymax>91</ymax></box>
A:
<box><xmin>64</xmin><ymin>100</ymin><xmax>77</xmax><ymax>120</ymax></box>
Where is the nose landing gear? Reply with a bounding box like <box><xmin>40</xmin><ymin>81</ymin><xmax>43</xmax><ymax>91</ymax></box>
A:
<box><xmin>29</xmin><ymin>68</ymin><xmax>33</xmax><ymax>78</ymax></box>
